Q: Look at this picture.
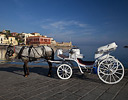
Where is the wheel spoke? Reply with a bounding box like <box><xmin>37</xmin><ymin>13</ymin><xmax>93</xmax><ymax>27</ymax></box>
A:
<box><xmin>101</xmin><ymin>74</ymin><xmax>106</xmax><ymax>78</ymax></box>
<box><xmin>105</xmin><ymin>75</ymin><xmax>109</xmax><ymax>81</ymax></box>
<box><xmin>65</xmin><ymin>73</ymin><xmax>70</xmax><ymax>77</ymax></box>
<box><xmin>112</xmin><ymin>74</ymin><xmax>116</xmax><ymax>82</ymax></box>
<box><xmin>115</xmin><ymin>71</ymin><xmax>122</xmax><ymax>75</ymax></box>
<box><xmin>100</xmin><ymin>68</ymin><xmax>107</xmax><ymax>71</ymax></box>
<box><xmin>114</xmin><ymin>73</ymin><xmax>120</xmax><ymax>79</ymax></box>
<box><xmin>117</xmin><ymin>62</ymin><xmax>121</xmax><ymax>67</ymax></box>
<box><xmin>110</xmin><ymin>75</ymin><xmax>111</xmax><ymax>82</ymax></box>
<box><xmin>62</xmin><ymin>74</ymin><xmax>65</xmax><ymax>78</ymax></box>
<box><xmin>117</xmin><ymin>69</ymin><xmax>123</xmax><ymax>71</ymax></box>
<box><xmin>102</xmin><ymin>64</ymin><xmax>108</xmax><ymax>69</ymax></box>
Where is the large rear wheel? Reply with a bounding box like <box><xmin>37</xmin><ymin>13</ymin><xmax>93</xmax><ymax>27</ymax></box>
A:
<box><xmin>98</xmin><ymin>58</ymin><xmax>124</xmax><ymax>84</ymax></box>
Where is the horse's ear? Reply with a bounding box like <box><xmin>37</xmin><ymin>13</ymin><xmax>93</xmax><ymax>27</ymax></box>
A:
<box><xmin>9</xmin><ymin>44</ymin><xmax>13</xmax><ymax>47</ymax></box>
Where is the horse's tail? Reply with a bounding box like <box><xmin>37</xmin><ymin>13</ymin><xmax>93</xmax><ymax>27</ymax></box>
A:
<box><xmin>51</xmin><ymin>48</ymin><xmax>54</xmax><ymax>60</ymax></box>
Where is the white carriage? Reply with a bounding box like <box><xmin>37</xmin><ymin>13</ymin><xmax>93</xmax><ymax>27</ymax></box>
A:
<box><xmin>50</xmin><ymin>42</ymin><xmax>124</xmax><ymax>84</ymax></box>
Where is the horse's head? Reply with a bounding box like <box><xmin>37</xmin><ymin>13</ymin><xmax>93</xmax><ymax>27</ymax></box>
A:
<box><xmin>5</xmin><ymin>45</ymin><xmax>15</xmax><ymax>59</ymax></box>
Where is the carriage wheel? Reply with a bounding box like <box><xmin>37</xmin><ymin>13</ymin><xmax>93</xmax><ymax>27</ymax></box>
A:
<box><xmin>57</xmin><ymin>64</ymin><xmax>72</xmax><ymax>79</ymax></box>
<box><xmin>97</xmin><ymin>58</ymin><xmax>124</xmax><ymax>84</ymax></box>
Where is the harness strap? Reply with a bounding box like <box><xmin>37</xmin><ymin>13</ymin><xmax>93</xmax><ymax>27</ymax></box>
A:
<box><xmin>42</xmin><ymin>46</ymin><xmax>47</xmax><ymax>59</ymax></box>
<box><xmin>28</xmin><ymin>45</ymin><xmax>33</xmax><ymax>61</ymax></box>
<box><xmin>18</xmin><ymin>46</ymin><xmax>25</xmax><ymax>59</ymax></box>
<box><xmin>14</xmin><ymin>46</ymin><xmax>15</xmax><ymax>53</ymax></box>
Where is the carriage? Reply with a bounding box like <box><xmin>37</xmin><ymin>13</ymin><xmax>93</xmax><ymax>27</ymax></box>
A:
<box><xmin>49</xmin><ymin>42</ymin><xmax>124</xmax><ymax>84</ymax></box>
<box><xmin>5</xmin><ymin>42</ymin><xmax>124</xmax><ymax>84</ymax></box>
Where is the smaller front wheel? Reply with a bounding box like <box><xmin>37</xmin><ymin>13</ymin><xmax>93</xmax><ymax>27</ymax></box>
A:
<box><xmin>57</xmin><ymin>64</ymin><xmax>72</xmax><ymax>79</ymax></box>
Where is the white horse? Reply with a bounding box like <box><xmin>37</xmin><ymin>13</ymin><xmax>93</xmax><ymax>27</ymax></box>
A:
<box><xmin>5</xmin><ymin>45</ymin><xmax>54</xmax><ymax>77</ymax></box>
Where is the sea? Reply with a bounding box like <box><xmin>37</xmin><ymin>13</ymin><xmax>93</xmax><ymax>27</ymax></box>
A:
<box><xmin>0</xmin><ymin>45</ymin><xmax>128</xmax><ymax>68</ymax></box>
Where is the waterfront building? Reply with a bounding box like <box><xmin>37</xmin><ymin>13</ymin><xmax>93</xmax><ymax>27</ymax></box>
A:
<box><xmin>26</xmin><ymin>36</ymin><xmax>52</xmax><ymax>45</ymax></box>
<box><xmin>31</xmin><ymin>32</ymin><xmax>41</xmax><ymax>36</ymax></box>
<box><xmin>8</xmin><ymin>37</ymin><xmax>18</xmax><ymax>45</ymax></box>
<box><xmin>56</xmin><ymin>42</ymin><xmax>72</xmax><ymax>47</ymax></box>
<box><xmin>0</xmin><ymin>34</ymin><xmax>18</xmax><ymax>45</ymax></box>
<box><xmin>11</xmin><ymin>32</ymin><xmax>18</xmax><ymax>36</ymax></box>
<box><xmin>0</xmin><ymin>34</ymin><xmax>8</xmax><ymax>45</ymax></box>
<box><xmin>19</xmin><ymin>32</ymin><xmax>42</xmax><ymax>44</ymax></box>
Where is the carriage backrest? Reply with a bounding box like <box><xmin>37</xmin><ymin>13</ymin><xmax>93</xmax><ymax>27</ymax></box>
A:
<box><xmin>57</xmin><ymin>49</ymin><xmax>68</xmax><ymax>59</ymax></box>
<box><xmin>69</xmin><ymin>48</ymin><xmax>83</xmax><ymax>60</ymax></box>
<box><xmin>95</xmin><ymin>42</ymin><xmax>118</xmax><ymax>59</ymax></box>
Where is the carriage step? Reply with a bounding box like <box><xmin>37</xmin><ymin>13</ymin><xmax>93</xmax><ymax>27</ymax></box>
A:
<box><xmin>48</xmin><ymin>60</ymin><xmax>63</xmax><ymax>64</ymax></box>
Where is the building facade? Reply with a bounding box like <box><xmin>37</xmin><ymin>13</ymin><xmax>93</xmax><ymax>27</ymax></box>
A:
<box><xmin>11</xmin><ymin>32</ymin><xmax>18</xmax><ymax>36</ymax></box>
<box><xmin>0</xmin><ymin>34</ymin><xmax>8</xmax><ymax>44</ymax></box>
<box><xmin>56</xmin><ymin>42</ymin><xmax>72</xmax><ymax>47</ymax></box>
<box><xmin>8</xmin><ymin>37</ymin><xmax>18</xmax><ymax>45</ymax></box>
<box><xmin>0</xmin><ymin>34</ymin><xmax>18</xmax><ymax>45</ymax></box>
<box><xmin>26</xmin><ymin>36</ymin><xmax>51</xmax><ymax>45</ymax></box>
<box><xmin>19</xmin><ymin>32</ymin><xmax>42</xmax><ymax>44</ymax></box>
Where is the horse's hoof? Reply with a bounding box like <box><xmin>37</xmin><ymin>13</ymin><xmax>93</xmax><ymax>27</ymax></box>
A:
<box><xmin>24</xmin><ymin>75</ymin><xmax>28</xmax><ymax>77</ymax></box>
<box><xmin>48</xmin><ymin>74</ymin><xmax>51</xmax><ymax>77</ymax></box>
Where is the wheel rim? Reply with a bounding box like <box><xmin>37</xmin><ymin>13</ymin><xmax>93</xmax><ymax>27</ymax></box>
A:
<box><xmin>98</xmin><ymin>58</ymin><xmax>124</xmax><ymax>84</ymax></box>
<box><xmin>57</xmin><ymin>64</ymin><xmax>72</xmax><ymax>79</ymax></box>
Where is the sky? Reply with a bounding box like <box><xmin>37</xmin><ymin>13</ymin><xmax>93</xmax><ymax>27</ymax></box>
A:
<box><xmin>0</xmin><ymin>0</ymin><xmax>128</xmax><ymax>46</ymax></box>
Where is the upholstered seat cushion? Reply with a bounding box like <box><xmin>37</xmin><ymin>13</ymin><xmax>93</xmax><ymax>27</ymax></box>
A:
<box><xmin>77</xmin><ymin>58</ymin><xmax>95</xmax><ymax>65</ymax></box>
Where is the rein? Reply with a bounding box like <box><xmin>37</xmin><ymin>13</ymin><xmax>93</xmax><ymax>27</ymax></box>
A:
<box><xmin>14</xmin><ymin>46</ymin><xmax>15</xmax><ymax>53</ymax></box>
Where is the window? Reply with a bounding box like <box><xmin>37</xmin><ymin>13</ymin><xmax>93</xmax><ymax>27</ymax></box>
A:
<box><xmin>44</xmin><ymin>39</ymin><xmax>47</xmax><ymax>42</ymax></box>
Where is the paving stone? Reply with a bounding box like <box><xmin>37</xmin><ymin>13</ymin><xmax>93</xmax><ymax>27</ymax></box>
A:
<box><xmin>0</xmin><ymin>89</ymin><xmax>11</xmax><ymax>96</ymax></box>
<box><xmin>80</xmin><ymin>94</ymin><xmax>98</xmax><ymax>100</ymax></box>
<box><xmin>2</xmin><ymin>92</ymin><xmax>20</xmax><ymax>100</ymax></box>
<box><xmin>45</xmin><ymin>96</ymin><xmax>60</xmax><ymax>100</ymax></box>
<box><xmin>10</xmin><ymin>96</ymin><xmax>24</xmax><ymax>100</ymax></box>
<box><xmin>21</xmin><ymin>88</ymin><xmax>47</xmax><ymax>99</ymax></box>
<box><xmin>0</xmin><ymin>97</ymin><xmax>5</xmax><ymax>100</ymax></box>
<box><xmin>89</xmin><ymin>88</ymin><xmax>105</xmax><ymax>96</ymax></box>
<box><xmin>98</xmin><ymin>84</ymin><xmax>111</xmax><ymax>90</ymax></box>
<box><xmin>27</xmin><ymin>96</ymin><xmax>42</xmax><ymax>100</ymax></box>
<box><xmin>98</xmin><ymin>92</ymin><xmax>115</xmax><ymax>100</ymax></box>
<box><xmin>113</xmin><ymin>81</ymin><xmax>128</xmax><ymax>100</ymax></box>
<box><xmin>37</xmin><ymin>91</ymin><xmax>54</xmax><ymax>99</ymax></box>
<box><xmin>62</xmin><ymin>94</ymin><xmax>80</xmax><ymax>100</ymax></box>
<box><xmin>74</xmin><ymin>89</ymin><xmax>90</xmax><ymax>96</ymax></box>
<box><xmin>51</xmin><ymin>90</ymin><xmax>71</xmax><ymax>99</ymax></box>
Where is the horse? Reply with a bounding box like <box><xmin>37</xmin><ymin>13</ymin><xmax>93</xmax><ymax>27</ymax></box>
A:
<box><xmin>5</xmin><ymin>45</ymin><xmax>54</xmax><ymax>77</ymax></box>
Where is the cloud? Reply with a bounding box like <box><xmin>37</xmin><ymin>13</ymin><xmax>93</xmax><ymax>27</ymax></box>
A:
<box><xmin>39</xmin><ymin>19</ymin><xmax>96</xmax><ymax>42</ymax></box>
<box><xmin>41</xmin><ymin>20</ymin><xmax>88</xmax><ymax>30</ymax></box>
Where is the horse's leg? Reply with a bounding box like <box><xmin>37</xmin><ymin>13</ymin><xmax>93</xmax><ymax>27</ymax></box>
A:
<box><xmin>26</xmin><ymin>61</ymin><xmax>29</xmax><ymax>76</ymax></box>
<box><xmin>23</xmin><ymin>60</ymin><xmax>29</xmax><ymax>77</ymax></box>
<box><xmin>48</xmin><ymin>62</ymin><xmax>52</xmax><ymax>77</ymax></box>
<box><xmin>23</xmin><ymin>62</ymin><xmax>27</xmax><ymax>77</ymax></box>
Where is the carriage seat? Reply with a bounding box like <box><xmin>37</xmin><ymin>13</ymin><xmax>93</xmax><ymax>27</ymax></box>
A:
<box><xmin>77</xmin><ymin>58</ymin><xmax>95</xmax><ymax>65</ymax></box>
<box><xmin>58</xmin><ymin>54</ymin><xmax>69</xmax><ymax>59</ymax></box>
<box><xmin>57</xmin><ymin>49</ymin><xmax>69</xmax><ymax>59</ymax></box>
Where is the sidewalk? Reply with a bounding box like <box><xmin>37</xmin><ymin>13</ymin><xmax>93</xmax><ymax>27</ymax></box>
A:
<box><xmin>0</xmin><ymin>64</ymin><xmax>128</xmax><ymax>100</ymax></box>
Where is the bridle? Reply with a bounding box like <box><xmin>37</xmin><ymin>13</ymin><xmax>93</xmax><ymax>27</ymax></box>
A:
<box><xmin>6</xmin><ymin>46</ymin><xmax>15</xmax><ymax>57</ymax></box>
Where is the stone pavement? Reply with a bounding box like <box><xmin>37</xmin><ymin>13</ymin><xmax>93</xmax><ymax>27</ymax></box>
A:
<box><xmin>0</xmin><ymin>64</ymin><xmax>128</xmax><ymax>100</ymax></box>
